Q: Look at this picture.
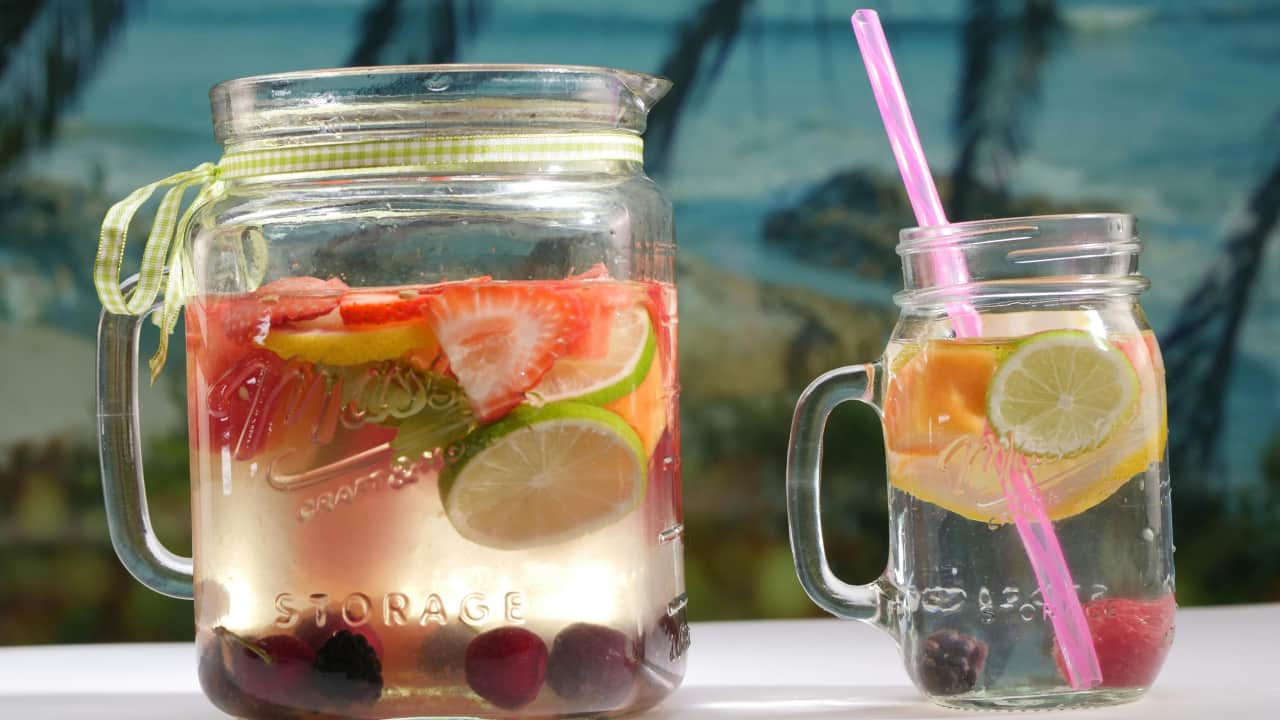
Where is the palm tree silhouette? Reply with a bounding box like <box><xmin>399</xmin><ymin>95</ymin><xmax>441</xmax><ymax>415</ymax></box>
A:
<box><xmin>1162</xmin><ymin>147</ymin><xmax>1280</xmax><ymax>483</ymax></box>
<box><xmin>640</xmin><ymin>0</ymin><xmax>1061</xmax><ymax>195</ymax></box>
<box><xmin>950</xmin><ymin>0</ymin><xmax>1060</xmax><ymax>220</ymax></box>
<box><xmin>643</xmin><ymin>0</ymin><xmax>753</xmax><ymax>176</ymax></box>
<box><xmin>0</xmin><ymin>0</ymin><xmax>132</xmax><ymax>174</ymax></box>
<box><xmin>347</xmin><ymin>0</ymin><xmax>488</xmax><ymax>67</ymax></box>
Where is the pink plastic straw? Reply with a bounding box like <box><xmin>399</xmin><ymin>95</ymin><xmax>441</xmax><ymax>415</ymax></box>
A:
<box><xmin>1003</xmin><ymin>453</ymin><xmax>1103</xmax><ymax>688</ymax></box>
<box><xmin>851</xmin><ymin>9</ymin><xmax>1101</xmax><ymax>689</ymax></box>
<box><xmin>850</xmin><ymin>9</ymin><xmax>980</xmax><ymax>336</ymax></box>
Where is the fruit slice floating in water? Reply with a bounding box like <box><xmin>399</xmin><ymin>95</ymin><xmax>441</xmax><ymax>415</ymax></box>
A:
<box><xmin>213</xmin><ymin>277</ymin><xmax>349</xmax><ymax>341</ymax></box>
<box><xmin>884</xmin><ymin>340</ymin><xmax>1005</xmax><ymax>455</ymax></box>
<box><xmin>423</xmin><ymin>284</ymin><xmax>586</xmax><ymax>422</ymax></box>
<box><xmin>986</xmin><ymin>330</ymin><xmax>1139</xmax><ymax>458</ymax></box>
<box><xmin>530</xmin><ymin>305</ymin><xmax>656</xmax><ymax>406</ymax></box>
<box><xmin>1054</xmin><ymin>594</ymin><xmax>1176</xmax><ymax>688</ymax></box>
<box><xmin>339</xmin><ymin>288</ymin><xmax>433</xmax><ymax>325</ymax></box>
<box><xmin>886</xmin><ymin>333</ymin><xmax>1165</xmax><ymax>523</ymax></box>
<box><xmin>262</xmin><ymin>312</ymin><xmax>439</xmax><ymax>367</ymax></box>
<box><xmin>440</xmin><ymin>402</ymin><xmax>646</xmax><ymax>549</ymax></box>
<box><xmin>557</xmin><ymin>266</ymin><xmax>636</xmax><ymax>359</ymax></box>
<box><xmin>337</xmin><ymin>277</ymin><xmax>494</xmax><ymax>325</ymax></box>
<box><xmin>602</xmin><ymin>342</ymin><xmax>666</xmax><ymax>457</ymax></box>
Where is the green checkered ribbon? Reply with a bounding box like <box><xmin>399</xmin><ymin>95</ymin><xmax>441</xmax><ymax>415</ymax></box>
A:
<box><xmin>93</xmin><ymin>131</ymin><xmax>644</xmax><ymax>380</ymax></box>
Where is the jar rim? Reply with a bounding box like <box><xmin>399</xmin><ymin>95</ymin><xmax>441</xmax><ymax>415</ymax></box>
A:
<box><xmin>893</xmin><ymin>213</ymin><xmax>1146</xmax><ymax>308</ymax></box>
<box><xmin>210</xmin><ymin>63</ymin><xmax>670</xmax><ymax>99</ymax></box>
<box><xmin>209</xmin><ymin>64</ymin><xmax>672</xmax><ymax>147</ymax></box>
<box><xmin>898</xmin><ymin>213</ymin><xmax>1135</xmax><ymax>253</ymax></box>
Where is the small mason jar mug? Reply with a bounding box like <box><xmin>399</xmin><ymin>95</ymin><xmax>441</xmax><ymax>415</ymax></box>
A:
<box><xmin>95</xmin><ymin>65</ymin><xmax>686</xmax><ymax>719</ymax></box>
<box><xmin>787</xmin><ymin>214</ymin><xmax>1174</xmax><ymax>710</ymax></box>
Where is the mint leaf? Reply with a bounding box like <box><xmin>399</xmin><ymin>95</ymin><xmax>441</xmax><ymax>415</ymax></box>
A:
<box><xmin>388</xmin><ymin>372</ymin><xmax>475</xmax><ymax>457</ymax></box>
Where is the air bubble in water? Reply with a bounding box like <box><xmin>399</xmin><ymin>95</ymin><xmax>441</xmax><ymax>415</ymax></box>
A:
<box><xmin>1141</xmin><ymin>527</ymin><xmax>1155</xmax><ymax>542</ymax></box>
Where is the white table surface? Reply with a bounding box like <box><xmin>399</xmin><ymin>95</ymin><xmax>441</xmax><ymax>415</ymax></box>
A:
<box><xmin>0</xmin><ymin>604</ymin><xmax>1276</xmax><ymax>719</ymax></box>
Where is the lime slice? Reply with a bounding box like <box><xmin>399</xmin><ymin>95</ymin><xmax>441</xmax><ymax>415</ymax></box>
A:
<box><xmin>987</xmin><ymin>330</ymin><xmax>1139</xmax><ymax>458</ymax></box>
<box><xmin>528</xmin><ymin>305</ymin><xmax>655</xmax><ymax>406</ymax></box>
<box><xmin>440</xmin><ymin>403</ymin><xmax>646</xmax><ymax>549</ymax></box>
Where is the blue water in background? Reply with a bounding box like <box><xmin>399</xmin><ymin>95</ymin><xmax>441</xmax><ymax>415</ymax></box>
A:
<box><xmin>22</xmin><ymin>0</ymin><xmax>1280</xmax><ymax>483</ymax></box>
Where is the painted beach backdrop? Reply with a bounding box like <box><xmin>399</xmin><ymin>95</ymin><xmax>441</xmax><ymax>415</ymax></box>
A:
<box><xmin>2</xmin><ymin>0</ymin><xmax>1279</xmax><ymax>643</ymax></box>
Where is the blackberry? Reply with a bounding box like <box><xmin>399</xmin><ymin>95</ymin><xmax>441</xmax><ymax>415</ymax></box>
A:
<box><xmin>313</xmin><ymin>629</ymin><xmax>383</xmax><ymax>707</ymax></box>
<box><xmin>918</xmin><ymin>629</ymin><xmax>988</xmax><ymax>696</ymax></box>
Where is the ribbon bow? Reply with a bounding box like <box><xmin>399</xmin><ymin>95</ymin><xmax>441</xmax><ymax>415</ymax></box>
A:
<box><xmin>92</xmin><ymin>131</ymin><xmax>645</xmax><ymax>380</ymax></box>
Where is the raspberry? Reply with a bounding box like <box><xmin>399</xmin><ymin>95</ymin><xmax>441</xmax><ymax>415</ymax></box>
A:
<box><xmin>1055</xmin><ymin>594</ymin><xmax>1175</xmax><ymax>688</ymax></box>
<box><xmin>313</xmin><ymin>629</ymin><xmax>383</xmax><ymax>707</ymax></box>
<box><xmin>465</xmin><ymin>626</ymin><xmax>548</xmax><ymax>709</ymax></box>
<box><xmin>546</xmin><ymin>623</ymin><xmax>637</xmax><ymax>707</ymax></box>
<box><xmin>917</xmin><ymin>629</ymin><xmax>988</xmax><ymax>696</ymax></box>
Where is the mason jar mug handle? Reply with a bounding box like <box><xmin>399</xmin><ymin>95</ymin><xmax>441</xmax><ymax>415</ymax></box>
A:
<box><xmin>96</xmin><ymin>277</ymin><xmax>194</xmax><ymax>599</ymax></box>
<box><xmin>786</xmin><ymin>362</ymin><xmax>897</xmax><ymax>626</ymax></box>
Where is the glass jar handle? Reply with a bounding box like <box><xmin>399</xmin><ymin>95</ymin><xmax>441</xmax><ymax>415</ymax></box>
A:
<box><xmin>786</xmin><ymin>362</ymin><xmax>897</xmax><ymax>626</ymax></box>
<box><xmin>96</xmin><ymin>280</ymin><xmax>194</xmax><ymax>600</ymax></box>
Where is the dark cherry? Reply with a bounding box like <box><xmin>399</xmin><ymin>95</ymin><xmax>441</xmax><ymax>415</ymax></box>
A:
<box><xmin>546</xmin><ymin>623</ymin><xmax>637</xmax><ymax>707</ymax></box>
<box><xmin>232</xmin><ymin>633</ymin><xmax>316</xmax><ymax>703</ymax></box>
<box><xmin>464</xmin><ymin>626</ymin><xmax>548</xmax><ymax>709</ymax></box>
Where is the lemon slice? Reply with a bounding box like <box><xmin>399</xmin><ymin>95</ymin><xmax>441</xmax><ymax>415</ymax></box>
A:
<box><xmin>987</xmin><ymin>330</ymin><xmax>1139</xmax><ymax>458</ymax></box>
<box><xmin>440</xmin><ymin>403</ymin><xmax>646</xmax><ymax>549</ymax></box>
<box><xmin>528</xmin><ymin>305</ymin><xmax>655</xmax><ymax>406</ymax></box>
<box><xmin>263</xmin><ymin>321</ymin><xmax>437</xmax><ymax>366</ymax></box>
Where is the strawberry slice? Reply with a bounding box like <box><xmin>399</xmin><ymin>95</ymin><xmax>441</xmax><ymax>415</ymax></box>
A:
<box><xmin>338</xmin><ymin>277</ymin><xmax>494</xmax><ymax>326</ymax></box>
<box><xmin>256</xmin><ymin>277</ymin><xmax>348</xmax><ymax>323</ymax></box>
<box><xmin>212</xmin><ymin>277</ymin><xmax>348</xmax><ymax>341</ymax></box>
<box><xmin>552</xmin><ymin>265</ymin><xmax>642</xmax><ymax>360</ymax></box>
<box><xmin>339</xmin><ymin>290</ymin><xmax>431</xmax><ymax>325</ymax></box>
<box><xmin>1054</xmin><ymin>594</ymin><xmax>1176</xmax><ymax>688</ymax></box>
<box><xmin>422</xmin><ymin>284</ymin><xmax>585</xmax><ymax>421</ymax></box>
<box><xmin>568</xmin><ymin>262</ymin><xmax>611</xmax><ymax>281</ymax></box>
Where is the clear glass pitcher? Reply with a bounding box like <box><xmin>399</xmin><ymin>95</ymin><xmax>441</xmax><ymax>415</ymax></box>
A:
<box><xmin>787</xmin><ymin>214</ymin><xmax>1173</xmax><ymax>710</ymax></box>
<box><xmin>95</xmin><ymin>65</ymin><xmax>686</xmax><ymax>719</ymax></box>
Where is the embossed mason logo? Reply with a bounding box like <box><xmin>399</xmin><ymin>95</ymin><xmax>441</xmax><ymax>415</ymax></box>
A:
<box><xmin>273</xmin><ymin>590</ymin><xmax>527</xmax><ymax>628</ymax></box>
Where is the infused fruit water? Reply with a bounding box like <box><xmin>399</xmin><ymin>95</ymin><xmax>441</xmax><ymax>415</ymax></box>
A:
<box><xmin>186</xmin><ymin>269</ymin><xmax>686</xmax><ymax>719</ymax></box>
<box><xmin>882</xmin><ymin>314</ymin><xmax>1174</xmax><ymax>708</ymax></box>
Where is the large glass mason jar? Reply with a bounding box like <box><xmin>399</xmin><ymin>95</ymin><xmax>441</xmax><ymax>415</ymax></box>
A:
<box><xmin>788</xmin><ymin>214</ymin><xmax>1173</xmax><ymax>710</ymax></box>
<box><xmin>96</xmin><ymin>65</ymin><xmax>686</xmax><ymax>719</ymax></box>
